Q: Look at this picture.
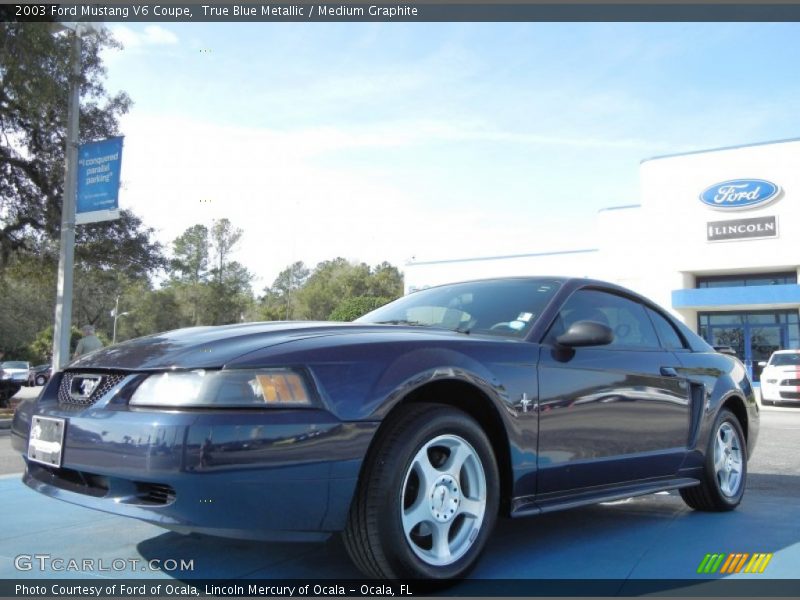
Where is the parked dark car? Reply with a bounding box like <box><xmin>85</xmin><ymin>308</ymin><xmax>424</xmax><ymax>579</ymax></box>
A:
<box><xmin>12</xmin><ymin>277</ymin><xmax>759</xmax><ymax>580</ymax></box>
<box><xmin>28</xmin><ymin>364</ymin><xmax>52</xmax><ymax>387</ymax></box>
<box><xmin>1</xmin><ymin>360</ymin><xmax>29</xmax><ymax>403</ymax></box>
<box><xmin>0</xmin><ymin>377</ymin><xmax>21</xmax><ymax>405</ymax></box>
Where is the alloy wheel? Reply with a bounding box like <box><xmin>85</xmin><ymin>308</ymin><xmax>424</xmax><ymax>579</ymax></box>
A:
<box><xmin>400</xmin><ymin>434</ymin><xmax>487</xmax><ymax>566</ymax></box>
<box><xmin>714</xmin><ymin>421</ymin><xmax>743</xmax><ymax>497</ymax></box>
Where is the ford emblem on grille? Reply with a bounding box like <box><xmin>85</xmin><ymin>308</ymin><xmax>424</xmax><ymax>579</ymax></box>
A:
<box><xmin>699</xmin><ymin>179</ymin><xmax>781</xmax><ymax>211</ymax></box>
<box><xmin>71</xmin><ymin>375</ymin><xmax>102</xmax><ymax>400</ymax></box>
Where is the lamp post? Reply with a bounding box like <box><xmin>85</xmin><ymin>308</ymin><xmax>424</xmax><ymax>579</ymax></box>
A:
<box><xmin>111</xmin><ymin>296</ymin><xmax>129</xmax><ymax>344</ymax></box>
<box><xmin>51</xmin><ymin>23</ymin><xmax>82</xmax><ymax>370</ymax></box>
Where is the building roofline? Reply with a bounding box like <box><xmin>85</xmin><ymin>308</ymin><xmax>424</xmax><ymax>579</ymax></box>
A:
<box><xmin>406</xmin><ymin>248</ymin><xmax>598</xmax><ymax>267</ymax></box>
<box><xmin>641</xmin><ymin>136</ymin><xmax>800</xmax><ymax>164</ymax></box>
<box><xmin>598</xmin><ymin>204</ymin><xmax>641</xmax><ymax>212</ymax></box>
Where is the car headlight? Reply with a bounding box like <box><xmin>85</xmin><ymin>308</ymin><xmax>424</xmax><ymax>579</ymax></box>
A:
<box><xmin>1</xmin><ymin>373</ymin><xmax>11</xmax><ymax>380</ymax></box>
<box><xmin>129</xmin><ymin>369</ymin><xmax>314</xmax><ymax>408</ymax></box>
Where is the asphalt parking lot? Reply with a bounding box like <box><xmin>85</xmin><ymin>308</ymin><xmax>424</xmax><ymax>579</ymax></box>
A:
<box><xmin>1</xmin><ymin>387</ymin><xmax>799</xmax><ymax>595</ymax></box>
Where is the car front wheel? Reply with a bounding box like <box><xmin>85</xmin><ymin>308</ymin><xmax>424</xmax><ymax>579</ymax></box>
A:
<box><xmin>343</xmin><ymin>403</ymin><xmax>499</xmax><ymax>580</ymax></box>
<box><xmin>680</xmin><ymin>408</ymin><xmax>746</xmax><ymax>511</ymax></box>
<box><xmin>35</xmin><ymin>375</ymin><xmax>47</xmax><ymax>386</ymax></box>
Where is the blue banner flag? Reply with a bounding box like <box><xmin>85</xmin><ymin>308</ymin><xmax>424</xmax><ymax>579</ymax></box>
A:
<box><xmin>76</xmin><ymin>136</ymin><xmax>124</xmax><ymax>224</ymax></box>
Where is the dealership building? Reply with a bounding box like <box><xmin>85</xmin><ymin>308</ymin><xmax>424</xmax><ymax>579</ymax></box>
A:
<box><xmin>405</xmin><ymin>138</ymin><xmax>800</xmax><ymax>381</ymax></box>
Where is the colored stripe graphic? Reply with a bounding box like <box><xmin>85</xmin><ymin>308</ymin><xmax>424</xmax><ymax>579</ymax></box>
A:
<box><xmin>744</xmin><ymin>553</ymin><xmax>773</xmax><ymax>573</ymax></box>
<box><xmin>699</xmin><ymin>553</ymin><xmax>773</xmax><ymax>574</ymax></box>
<box><xmin>720</xmin><ymin>553</ymin><xmax>749</xmax><ymax>574</ymax></box>
<box><xmin>697</xmin><ymin>553</ymin><xmax>726</xmax><ymax>574</ymax></box>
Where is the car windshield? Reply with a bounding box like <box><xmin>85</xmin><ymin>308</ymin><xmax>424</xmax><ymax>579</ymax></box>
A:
<box><xmin>357</xmin><ymin>279</ymin><xmax>561</xmax><ymax>338</ymax></box>
<box><xmin>770</xmin><ymin>353</ymin><xmax>800</xmax><ymax>366</ymax></box>
<box><xmin>0</xmin><ymin>361</ymin><xmax>28</xmax><ymax>369</ymax></box>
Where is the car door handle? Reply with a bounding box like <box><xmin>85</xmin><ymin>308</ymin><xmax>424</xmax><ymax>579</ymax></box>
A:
<box><xmin>660</xmin><ymin>367</ymin><xmax>679</xmax><ymax>377</ymax></box>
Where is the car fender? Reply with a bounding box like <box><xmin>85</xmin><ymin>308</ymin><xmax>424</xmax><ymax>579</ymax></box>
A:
<box><xmin>684</xmin><ymin>355</ymin><xmax>758</xmax><ymax>466</ymax></box>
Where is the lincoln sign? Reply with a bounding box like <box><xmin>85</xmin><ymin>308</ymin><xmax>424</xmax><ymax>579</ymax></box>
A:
<box><xmin>707</xmin><ymin>216</ymin><xmax>778</xmax><ymax>242</ymax></box>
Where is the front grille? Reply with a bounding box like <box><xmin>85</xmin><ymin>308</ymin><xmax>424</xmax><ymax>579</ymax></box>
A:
<box><xmin>780</xmin><ymin>379</ymin><xmax>800</xmax><ymax>386</ymax></box>
<box><xmin>779</xmin><ymin>391</ymin><xmax>800</xmax><ymax>400</ymax></box>
<box><xmin>58</xmin><ymin>372</ymin><xmax>127</xmax><ymax>407</ymax></box>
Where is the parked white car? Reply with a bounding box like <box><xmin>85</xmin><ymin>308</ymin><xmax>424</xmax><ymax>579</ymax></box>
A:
<box><xmin>759</xmin><ymin>350</ymin><xmax>800</xmax><ymax>405</ymax></box>
<box><xmin>0</xmin><ymin>361</ymin><xmax>30</xmax><ymax>385</ymax></box>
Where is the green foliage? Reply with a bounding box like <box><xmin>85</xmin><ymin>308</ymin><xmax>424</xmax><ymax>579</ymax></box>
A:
<box><xmin>295</xmin><ymin>258</ymin><xmax>403</xmax><ymax>320</ymax></box>
<box><xmin>259</xmin><ymin>258</ymin><xmax>403</xmax><ymax>321</ymax></box>
<box><xmin>0</xmin><ymin>260</ymin><xmax>56</xmax><ymax>358</ymax></box>
<box><xmin>161</xmin><ymin>219</ymin><xmax>254</xmax><ymax>327</ymax></box>
<box><xmin>329</xmin><ymin>296</ymin><xmax>393</xmax><ymax>321</ymax></box>
<box><xmin>257</xmin><ymin>261</ymin><xmax>310</xmax><ymax>321</ymax></box>
<box><xmin>171</xmin><ymin>224</ymin><xmax>209</xmax><ymax>284</ymax></box>
<box><xmin>27</xmin><ymin>325</ymin><xmax>82</xmax><ymax>364</ymax></box>
<box><xmin>114</xmin><ymin>282</ymin><xmax>184</xmax><ymax>341</ymax></box>
<box><xmin>0</xmin><ymin>23</ymin><xmax>133</xmax><ymax>268</ymax></box>
<box><xmin>0</xmin><ymin>24</ymin><xmax>164</xmax><ymax>354</ymax></box>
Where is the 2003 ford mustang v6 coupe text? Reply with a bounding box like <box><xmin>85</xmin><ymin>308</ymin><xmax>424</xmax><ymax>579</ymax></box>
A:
<box><xmin>12</xmin><ymin>277</ymin><xmax>758</xmax><ymax>580</ymax></box>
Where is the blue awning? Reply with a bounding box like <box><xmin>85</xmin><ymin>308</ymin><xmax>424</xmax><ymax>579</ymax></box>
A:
<box><xmin>672</xmin><ymin>284</ymin><xmax>800</xmax><ymax>310</ymax></box>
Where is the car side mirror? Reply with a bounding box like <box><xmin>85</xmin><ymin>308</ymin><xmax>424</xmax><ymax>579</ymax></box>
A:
<box><xmin>556</xmin><ymin>320</ymin><xmax>614</xmax><ymax>348</ymax></box>
<box><xmin>758</xmin><ymin>361</ymin><xmax>767</xmax><ymax>367</ymax></box>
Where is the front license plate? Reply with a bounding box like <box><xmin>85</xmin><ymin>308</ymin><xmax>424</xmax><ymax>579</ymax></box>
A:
<box><xmin>28</xmin><ymin>416</ymin><xmax>66</xmax><ymax>468</ymax></box>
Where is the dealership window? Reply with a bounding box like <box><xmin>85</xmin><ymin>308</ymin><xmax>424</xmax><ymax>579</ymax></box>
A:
<box><xmin>696</xmin><ymin>272</ymin><xmax>797</xmax><ymax>289</ymax></box>
<box><xmin>698</xmin><ymin>310</ymin><xmax>800</xmax><ymax>380</ymax></box>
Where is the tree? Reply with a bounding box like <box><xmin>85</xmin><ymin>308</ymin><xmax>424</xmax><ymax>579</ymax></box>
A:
<box><xmin>163</xmin><ymin>220</ymin><xmax>253</xmax><ymax>326</ymax></box>
<box><xmin>115</xmin><ymin>282</ymin><xmax>184</xmax><ymax>340</ymax></box>
<box><xmin>170</xmin><ymin>224</ymin><xmax>209</xmax><ymax>325</ymax></box>
<box><xmin>204</xmin><ymin>219</ymin><xmax>252</xmax><ymax>324</ymax></box>
<box><xmin>368</xmin><ymin>262</ymin><xmax>404</xmax><ymax>297</ymax></box>
<box><xmin>171</xmin><ymin>224</ymin><xmax>209</xmax><ymax>284</ymax></box>
<box><xmin>0</xmin><ymin>23</ymin><xmax>132</xmax><ymax>269</ymax></box>
<box><xmin>290</xmin><ymin>258</ymin><xmax>403</xmax><ymax>320</ymax></box>
<box><xmin>258</xmin><ymin>261</ymin><xmax>310</xmax><ymax>321</ymax></box>
<box><xmin>28</xmin><ymin>324</ymin><xmax>83</xmax><ymax>364</ymax></box>
<box><xmin>0</xmin><ymin>24</ymin><xmax>166</xmax><ymax>352</ymax></box>
<box><xmin>329</xmin><ymin>296</ymin><xmax>393</xmax><ymax>321</ymax></box>
<box><xmin>210</xmin><ymin>218</ymin><xmax>242</xmax><ymax>285</ymax></box>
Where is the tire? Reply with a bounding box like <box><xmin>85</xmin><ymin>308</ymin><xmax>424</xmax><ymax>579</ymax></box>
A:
<box><xmin>680</xmin><ymin>408</ymin><xmax>747</xmax><ymax>511</ymax></box>
<box><xmin>35</xmin><ymin>375</ymin><xmax>47</xmax><ymax>386</ymax></box>
<box><xmin>343</xmin><ymin>403</ymin><xmax>499</xmax><ymax>580</ymax></box>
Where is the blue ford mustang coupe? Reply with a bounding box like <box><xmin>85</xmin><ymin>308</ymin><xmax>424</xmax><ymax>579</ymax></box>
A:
<box><xmin>12</xmin><ymin>277</ymin><xmax>758</xmax><ymax>580</ymax></box>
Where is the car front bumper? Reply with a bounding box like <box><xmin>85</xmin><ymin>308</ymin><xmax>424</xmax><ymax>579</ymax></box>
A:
<box><xmin>12</xmin><ymin>388</ymin><xmax>378</xmax><ymax>541</ymax></box>
<box><xmin>760</xmin><ymin>382</ymin><xmax>800</xmax><ymax>403</ymax></box>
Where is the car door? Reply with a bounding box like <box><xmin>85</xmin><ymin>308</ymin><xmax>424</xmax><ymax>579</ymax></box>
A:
<box><xmin>536</xmin><ymin>288</ymin><xmax>691</xmax><ymax>496</ymax></box>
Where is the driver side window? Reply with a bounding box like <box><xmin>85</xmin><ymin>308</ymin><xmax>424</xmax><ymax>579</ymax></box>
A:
<box><xmin>548</xmin><ymin>289</ymin><xmax>661</xmax><ymax>350</ymax></box>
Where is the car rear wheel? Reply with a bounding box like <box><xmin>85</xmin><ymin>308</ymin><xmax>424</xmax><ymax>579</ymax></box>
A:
<box><xmin>35</xmin><ymin>374</ymin><xmax>47</xmax><ymax>386</ymax></box>
<box><xmin>343</xmin><ymin>403</ymin><xmax>499</xmax><ymax>580</ymax></box>
<box><xmin>680</xmin><ymin>408</ymin><xmax>746</xmax><ymax>511</ymax></box>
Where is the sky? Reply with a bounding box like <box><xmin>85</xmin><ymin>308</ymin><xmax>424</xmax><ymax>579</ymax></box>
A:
<box><xmin>98</xmin><ymin>21</ymin><xmax>800</xmax><ymax>291</ymax></box>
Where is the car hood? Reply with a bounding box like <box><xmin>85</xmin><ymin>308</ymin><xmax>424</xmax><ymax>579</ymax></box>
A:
<box><xmin>67</xmin><ymin>321</ymin><xmax>479</xmax><ymax>371</ymax></box>
<box><xmin>764</xmin><ymin>366</ymin><xmax>800</xmax><ymax>375</ymax></box>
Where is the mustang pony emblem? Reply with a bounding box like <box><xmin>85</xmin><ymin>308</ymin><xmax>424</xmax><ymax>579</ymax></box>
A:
<box><xmin>72</xmin><ymin>376</ymin><xmax>102</xmax><ymax>398</ymax></box>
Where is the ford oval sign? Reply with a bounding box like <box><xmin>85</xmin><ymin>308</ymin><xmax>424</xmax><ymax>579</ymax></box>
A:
<box><xmin>700</xmin><ymin>179</ymin><xmax>781</xmax><ymax>211</ymax></box>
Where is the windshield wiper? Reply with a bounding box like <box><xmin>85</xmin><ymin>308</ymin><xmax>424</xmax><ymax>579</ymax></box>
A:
<box><xmin>372</xmin><ymin>320</ymin><xmax>428</xmax><ymax>326</ymax></box>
